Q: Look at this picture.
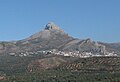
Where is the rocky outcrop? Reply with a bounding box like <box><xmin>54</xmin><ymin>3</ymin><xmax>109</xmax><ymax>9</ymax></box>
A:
<box><xmin>45</xmin><ymin>22</ymin><xmax>60</xmax><ymax>30</ymax></box>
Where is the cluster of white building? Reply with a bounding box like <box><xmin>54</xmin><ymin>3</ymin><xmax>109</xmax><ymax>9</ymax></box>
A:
<box><xmin>9</xmin><ymin>49</ymin><xmax>118</xmax><ymax>58</ymax></box>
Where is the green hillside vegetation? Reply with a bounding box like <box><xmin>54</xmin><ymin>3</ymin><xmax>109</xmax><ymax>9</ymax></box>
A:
<box><xmin>0</xmin><ymin>55</ymin><xmax>120</xmax><ymax>82</ymax></box>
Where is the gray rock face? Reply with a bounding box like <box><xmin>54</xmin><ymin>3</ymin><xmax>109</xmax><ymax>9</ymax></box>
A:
<box><xmin>99</xmin><ymin>42</ymin><xmax>120</xmax><ymax>55</ymax></box>
<box><xmin>45</xmin><ymin>22</ymin><xmax>60</xmax><ymax>30</ymax></box>
<box><xmin>62</xmin><ymin>39</ymin><xmax>106</xmax><ymax>55</ymax></box>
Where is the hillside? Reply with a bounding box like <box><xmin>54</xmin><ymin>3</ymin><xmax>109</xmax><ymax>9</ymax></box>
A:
<box><xmin>1</xmin><ymin>56</ymin><xmax>120</xmax><ymax>82</ymax></box>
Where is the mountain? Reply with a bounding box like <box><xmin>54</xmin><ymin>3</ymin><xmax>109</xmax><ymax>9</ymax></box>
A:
<box><xmin>0</xmin><ymin>22</ymin><xmax>74</xmax><ymax>54</ymax></box>
<box><xmin>0</xmin><ymin>22</ymin><xmax>119</xmax><ymax>56</ymax></box>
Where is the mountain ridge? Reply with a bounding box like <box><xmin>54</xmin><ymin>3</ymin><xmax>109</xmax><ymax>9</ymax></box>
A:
<box><xmin>0</xmin><ymin>22</ymin><xmax>119</xmax><ymax>56</ymax></box>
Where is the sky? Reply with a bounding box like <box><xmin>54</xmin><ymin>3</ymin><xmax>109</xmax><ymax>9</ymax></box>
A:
<box><xmin>0</xmin><ymin>0</ymin><xmax>120</xmax><ymax>43</ymax></box>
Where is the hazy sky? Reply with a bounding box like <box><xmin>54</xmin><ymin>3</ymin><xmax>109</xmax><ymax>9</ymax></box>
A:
<box><xmin>0</xmin><ymin>0</ymin><xmax>120</xmax><ymax>42</ymax></box>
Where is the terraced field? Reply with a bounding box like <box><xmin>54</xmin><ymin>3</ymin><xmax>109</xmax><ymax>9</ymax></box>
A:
<box><xmin>0</xmin><ymin>56</ymin><xmax>120</xmax><ymax>82</ymax></box>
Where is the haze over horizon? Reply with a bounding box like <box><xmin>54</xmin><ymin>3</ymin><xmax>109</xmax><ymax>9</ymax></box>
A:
<box><xmin>0</xmin><ymin>0</ymin><xmax>120</xmax><ymax>43</ymax></box>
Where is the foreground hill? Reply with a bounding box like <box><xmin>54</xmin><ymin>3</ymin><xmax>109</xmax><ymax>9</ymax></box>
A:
<box><xmin>1</xmin><ymin>56</ymin><xmax>120</xmax><ymax>82</ymax></box>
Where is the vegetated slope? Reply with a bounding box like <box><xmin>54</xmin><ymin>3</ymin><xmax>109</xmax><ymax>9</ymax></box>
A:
<box><xmin>57</xmin><ymin>57</ymin><xmax>120</xmax><ymax>72</ymax></box>
<box><xmin>0</xmin><ymin>55</ymin><xmax>38</xmax><ymax>75</ymax></box>
<box><xmin>27</xmin><ymin>55</ymin><xmax>79</xmax><ymax>72</ymax></box>
<box><xmin>2</xmin><ymin>56</ymin><xmax>120</xmax><ymax>82</ymax></box>
<box><xmin>0</xmin><ymin>55</ymin><xmax>77</xmax><ymax>76</ymax></box>
<box><xmin>27</xmin><ymin>56</ymin><xmax>67</xmax><ymax>71</ymax></box>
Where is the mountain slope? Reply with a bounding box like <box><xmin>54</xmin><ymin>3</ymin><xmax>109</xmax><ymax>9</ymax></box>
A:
<box><xmin>0</xmin><ymin>22</ymin><xmax>74</xmax><ymax>54</ymax></box>
<box><xmin>0</xmin><ymin>22</ymin><xmax>119</xmax><ymax>56</ymax></box>
<box><xmin>61</xmin><ymin>38</ymin><xmax>106</xmax><ymax>55</ymax></box>
<box><xmin>99</xmin><ymin>42</ymin><xmax>120</xmax><ymax>55</ymax></box>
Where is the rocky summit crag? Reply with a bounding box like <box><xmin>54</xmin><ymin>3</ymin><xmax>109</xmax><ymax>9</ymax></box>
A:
<box><xmin>0</xmin><ymin>22</ymin><xmax>119</xmax><ymax>57</ymax></box>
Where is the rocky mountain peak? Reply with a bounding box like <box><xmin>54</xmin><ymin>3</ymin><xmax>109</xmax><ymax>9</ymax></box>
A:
<box><xmin>24</xmin><ymin>22</ymin><xmax>70</xmax><ymax>41</ymax></box>
<box><xmin>45</xmin><ymin>22</ymin><xmax>61</xmax><ymax>31</ymax></box>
